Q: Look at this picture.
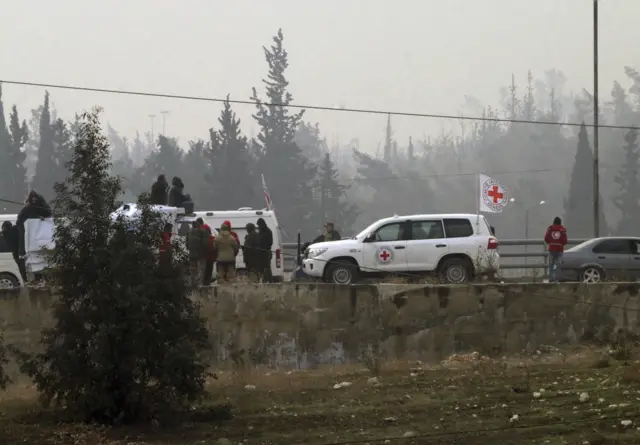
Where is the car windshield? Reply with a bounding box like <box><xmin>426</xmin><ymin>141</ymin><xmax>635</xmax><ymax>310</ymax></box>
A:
<box><xmin>353</xmin><ymin>220</ymin><xmax>381</xmax><ymax>240</ymax></box>
<box><xmin>565</xmin><ymin>239</ymin><xmax>596</xmax><ymax>253</ymax></box>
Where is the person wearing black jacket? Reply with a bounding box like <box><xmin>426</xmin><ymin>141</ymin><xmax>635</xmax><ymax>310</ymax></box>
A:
<box><xmin>1</xmin><ymin>221</ymin><xmax>27</xmax><ymax>282</ymax></box>
<box><xmin>150</xmin><ymin>174</ymin><xmax>168</xmax><ymax>205</ymax></box>
<box><xmin>17</xmin><ymin>190</ymin><xmax>52</xmax><ymax>256</ymax></box>
<box><xmin>256</xmin><ymin>218</ymin><xmax>273</xmax><ymax>282</ymax></box>
<box><xmin>167</xmin><ymin>176</ymin><xmax>195</xmax><ymax>213</ymax></box>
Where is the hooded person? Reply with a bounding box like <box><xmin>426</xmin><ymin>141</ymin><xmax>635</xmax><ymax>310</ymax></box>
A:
<box><xmin>2</xmin><ymin>221</ymin><xmax>27</xmax><ymax>282</ymax></box>
<box><xmin>167</xmin><ymin>176</ymin><xmax>195</xmax><ymax>212</ymax></box>
<box><xmin>256</xmin><ymin>217</ymin><xmax>273</xmax><ymax>282</ymax></box>
<box><xmin>544</xmin><ymin>216</ymin><xmax>568</xmax><ymax>282</ymax></box>
<box><xmin>213</xmin><ymin>222</ymin><xmax>239</xmax><ymax>283</ymax></box>
<box><xmin>243</xmin><ymin>222</ymin><xmax>261</xmax><ymax>282</ymax></box>
<box><xmin>223</xmin><ymin>220</ymin><xmax>240</xmax><ymax>244</ymax></box>
<box><xmin>16</xmin><ymin>190</ymin><xmax>52</xmax><ymax>256</ymax></box>
<box><xmin>150</xmin><ymin>174</ymin><xmax>169</xmax><ymax>205</ymax></box>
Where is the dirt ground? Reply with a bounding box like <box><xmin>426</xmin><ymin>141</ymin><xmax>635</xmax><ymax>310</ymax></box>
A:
<box><xmin>1</xmin><ymin>348</ymin><xmax>639</xmax><ymax>445</ymax></box>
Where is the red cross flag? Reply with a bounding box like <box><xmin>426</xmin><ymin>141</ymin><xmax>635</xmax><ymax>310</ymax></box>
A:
<box><xmin>479</xmin><ymin>173</ymin><xmax>510</xmax><ymax>213</ymax></box>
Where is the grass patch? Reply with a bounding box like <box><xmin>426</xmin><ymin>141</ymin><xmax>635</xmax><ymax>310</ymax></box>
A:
<box><xmin>1</xmin><ymin>354</ymin><xmax>639</xmax><ymax>444</ymax></box>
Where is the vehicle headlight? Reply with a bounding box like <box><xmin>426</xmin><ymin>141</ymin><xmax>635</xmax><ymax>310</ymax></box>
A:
<box><xmin>308</xmin><ymin>248</ymin><xmax>328</xmax><ymax>258</ymax></box>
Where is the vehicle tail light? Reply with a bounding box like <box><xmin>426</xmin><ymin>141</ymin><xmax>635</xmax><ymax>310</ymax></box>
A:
<box><xmin>487</xmin><ymin>237</ymin><xmax>499</xmax><ymax>250</ymax></box>
<box><xmin>276</xmin><ymin>248</ymin><xmax>281</xmax><ymax>268</ymax></box>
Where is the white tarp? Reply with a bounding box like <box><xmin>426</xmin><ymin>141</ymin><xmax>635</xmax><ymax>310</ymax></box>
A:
<box><xmin>24</xmin><ymin>218</ymin><xmax>55</xmax><ymax>273</ymax></box>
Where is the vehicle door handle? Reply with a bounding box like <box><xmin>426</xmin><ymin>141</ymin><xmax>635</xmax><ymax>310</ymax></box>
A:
<box><xmin>634</xmin><ymin>257</ymin><xmax>640</xmax><ymax>260</ymax></box>
<box><xmin>597</xmin><ymin>256</ymin><xmax>606</xmax><ymax>259</ymax></box>
<box><xmin>393</xmin><ymin>245</ymin><xmax>405</xmax><ymax>250</ymax></box>
<box><xmin>436</xmin><ymin>244</ymin><xmax>447</xmax><ymax>248</ymax></box>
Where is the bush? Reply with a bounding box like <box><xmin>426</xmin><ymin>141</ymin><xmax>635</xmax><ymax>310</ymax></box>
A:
<box><xmin>17</xmin><ymin>108</ymin><xmax>210</xmax><ymax>424</ymax></box>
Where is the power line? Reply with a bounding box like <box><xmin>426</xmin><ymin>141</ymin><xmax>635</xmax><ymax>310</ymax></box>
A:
<box><xmin>2</xmin><ymin>79</ymin><xmax>640</xmax><ymax>131</ymax></box>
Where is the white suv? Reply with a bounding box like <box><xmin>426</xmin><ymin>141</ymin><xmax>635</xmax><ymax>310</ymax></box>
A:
<box><xmin>302</xmin><ymin>213</ymin><xmax>499</xmax><ymax>284</ymax></box>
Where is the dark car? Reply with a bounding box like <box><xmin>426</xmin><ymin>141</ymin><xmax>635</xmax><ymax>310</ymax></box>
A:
<box><xmin>556</xmin><ymin>237</ymin><xmax>640</xmax><ymax>283</ymax></box>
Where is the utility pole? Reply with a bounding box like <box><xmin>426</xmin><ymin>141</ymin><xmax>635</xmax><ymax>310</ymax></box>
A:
<box><xmin>593</xmin><ymin>0</ymin><xmax>600</xmax><ymax>237</ymax></box>
<box><xmin>160</xmin><ymin>110</ymin><xmax>170</xmax><ymax>136</ymax></box>
<box><xmin>148</xmin><ymin>114</ymin><xmax>157</xmax><ymax>144</ymax></box>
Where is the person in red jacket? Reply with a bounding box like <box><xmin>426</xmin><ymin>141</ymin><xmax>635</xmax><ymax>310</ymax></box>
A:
<box><xmin>201</xmin><ymin>222</ymin><xmax>216</xmax><ymax>285</ymax></box>
<box><xmin>223</xmin><ymin>220</ymin><xmax>240</xmax><ymax>244</ymax></box>
<box><xmin>544</xmin><ymin>216</ymin><xmax>568</xmax><ymax>282</ymax></box>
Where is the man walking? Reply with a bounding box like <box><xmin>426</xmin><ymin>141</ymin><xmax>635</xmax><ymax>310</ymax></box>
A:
<box><xmin>544</xmin><ymin>216</ymin><xmax>568</xmax><ymax>282</ymax></box>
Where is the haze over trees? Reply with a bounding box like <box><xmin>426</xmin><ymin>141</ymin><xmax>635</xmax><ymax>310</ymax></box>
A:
<box><xmin>2</xmin><ymin>29</ymin><xmax>640</xmax><ymax>243</ymax></box>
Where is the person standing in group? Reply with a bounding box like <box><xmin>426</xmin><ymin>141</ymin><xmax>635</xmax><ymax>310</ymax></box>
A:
<box><xmin>213</xmin><ymin>222</ymin><xmax>239</xmax><ymax>284</ymax></box>
<box><xmin>201</xmin><ymin>221</ymin><xmax>216</xmax><ymax>285</ymax></box>
<box><xmin>544</xmin><ymin>216</ymin><xmax>568</xmax><ymax>282</ymax></box>
<box><xmin>1</xmin><ymin>221</ymin><xmax>27</xmax><ymax>282</ymax></box>
<box><xmin>150</xmin><ymin>174</ymin><xmax>168</xmax><ymax>205</ymax></box>
<box><xmin>187</xmin><ymin>219</ymin><xmax>210</xmax><ymax>286</ymax></box>
<box><xmin>243</xmin><ymin>223</ymin><xmax>261</xmax><ymax>282</ymax></box>
<box><xmin>223</xmin><ymin>220</ymin><xmax>240</xmax><ymax>244</ymax></box>
<box><xmin>256</xmin><ymin>218</ymin><xmax>273</xmax><ymax>283</ymax></box>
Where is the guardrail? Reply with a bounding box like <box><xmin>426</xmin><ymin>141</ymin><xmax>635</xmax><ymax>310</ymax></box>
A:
<box><xmin>280</xmin><ymin>239</ymin><xmax>590</xmax><ymax>276</ymax></box>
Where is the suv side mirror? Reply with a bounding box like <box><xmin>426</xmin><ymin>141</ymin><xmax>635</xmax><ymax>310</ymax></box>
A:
<box><xmin>363</xmin><ymin>233</ymin><xmax>375</xmax><ymax>243</ymax></box>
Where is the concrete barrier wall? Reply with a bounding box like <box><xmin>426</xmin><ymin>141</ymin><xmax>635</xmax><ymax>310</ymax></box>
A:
<box><xmin>0</xmin><ymin>283</ymin><xmax>639</xmax><ymax>368</ymax></box>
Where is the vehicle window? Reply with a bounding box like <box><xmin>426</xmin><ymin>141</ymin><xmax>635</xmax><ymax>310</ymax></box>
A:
<box><xmin>373</xmin><ymin>223</ymin><xmax>404</xmax><ymax>242</ymax></box>
<box><xmin>629</xmin><ymin>240</ymin><xmax>640</xmax><ymax>255</ymax></box>
<box><xmin>0</xmin><ymin>237</ymin><xmax>9</xmax><ymax>253</ymax></box>
<box><xmin>443</xmin><ymin>218</ymin><xmax>474</xmax><ymax>238</ymax></box>
<box><xmin>410</xmin><ymin>220</ymin><xmax>444</xmax><ymax>240</ymax></box>
<box><xmin>592</xmin><ymin>239</ymin><xmax>631</xmax><ymax>254</ymax></box>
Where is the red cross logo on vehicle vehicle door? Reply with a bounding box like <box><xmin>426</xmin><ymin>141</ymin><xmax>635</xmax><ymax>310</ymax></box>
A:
<box><xmin>375</xmin><ymin>246</ymin><xmax>393</xmax><ymax>264</ymax></box>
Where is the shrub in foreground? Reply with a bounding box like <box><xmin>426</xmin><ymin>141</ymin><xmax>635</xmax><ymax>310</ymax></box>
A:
<box><xmin>17</xmin><ymin>108</ymin><xmax>210</xmax><ymax>424</ymax></box>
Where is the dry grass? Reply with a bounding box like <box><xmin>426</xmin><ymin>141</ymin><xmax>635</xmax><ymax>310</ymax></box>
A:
<box><xmin>1</xmin><ymin>350</ymin><xmax>640</xmax><ymax>445</ymax></box>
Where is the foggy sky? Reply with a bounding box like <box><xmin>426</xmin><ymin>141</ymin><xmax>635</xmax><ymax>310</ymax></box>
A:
<box><xmin>0</xmin><ymin>0</ymin><xmax>637</xmax><ymax>150</ymax></box>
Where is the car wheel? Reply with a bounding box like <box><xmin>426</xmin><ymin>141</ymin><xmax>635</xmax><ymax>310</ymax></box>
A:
<box><xmin>580</xmin><ymin>266</ymin><xmax>603</xmax><ymax>284</ymax></box>
<box><xmin>440</xmin><ymin>258</ymin><xmax>471</xmax><ymax>284</ymax></box>
<box><xmin>0</xmin><ymin>273</ymin><xmax>20</xmax><ymax>289</ymax></box>
<box><xmin>324</xmin><ymin>260</ymin><xmax>359</xmax><ymax>284</ymax></box>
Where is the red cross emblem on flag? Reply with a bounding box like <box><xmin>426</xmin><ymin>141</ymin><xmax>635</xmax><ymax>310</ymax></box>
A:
<box><xmin>480</xmin><ymin>174</ymin><xmax>510</xmax><ymax>213</ymax></box>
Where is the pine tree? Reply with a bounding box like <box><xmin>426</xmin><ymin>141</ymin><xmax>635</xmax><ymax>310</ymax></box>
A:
<box><xmin>205</xmin><ymin>97</ymin><xmax>255</xmax><ymax>209</ymax></box>
<box><xmin>613</xmin><ymin>129</ymin><xmax>640</xmax><ymax>235</ymax></box>
<box><xmin>32</xmin><ymin>91</ymin><xmax>56</xmax><ymax>200</ymax></box>
<box><xmin>16</xmin><ymin>107</ymin><xmax>210</xmax><ymax>423</ymax></box>
<box><xmin>564</xmin><ymin>123</ymin><xmax>608</xmax><ymax>237</ymax></box>
<box><xmin>183</xmin><ymin>139</ymin><xmax>211</xmax><ymax>208</ymax></box>
<box><xmin>314</xmin><ymin>152</ymin><xmax>358</xmax><ymax>231</ymax></box>
<box><xmin>0</xmin><ymin>85</ymin><xmax>28</xmax><ymax>210</ymax></box>
<box><xmin>140</xmin><ymin>135</ymin><xmax>184</xmax><ymax>194</ymax></box>
<box><xmin>295</xmin><ymin>122</ymin><xmax>327</xmax><ymax>164</ymax></box>
<box><xmin>50</xmin><ymin>118</ymin><xmax>74</xmax><ymax>187</ymax></box>
<box><xmin>251</xmin><ymin>29</ymin><xmax>316</xmax><ymax>237</ymax></box>
<box><xmin>8</xmin><ymin>105</ymin><xmax>29</xmax><ymax>202</ymax></box>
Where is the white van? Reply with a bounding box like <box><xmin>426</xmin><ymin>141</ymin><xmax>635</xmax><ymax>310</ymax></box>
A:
<box><xmin>194</xmin><ymin>208</ymin><xmax>284</xmax><ymax>281</ymax></box>
<box><xmin>0</xmin><ymin>214</ymin><xmax>24</xmax><ymax>289</ymax></box>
